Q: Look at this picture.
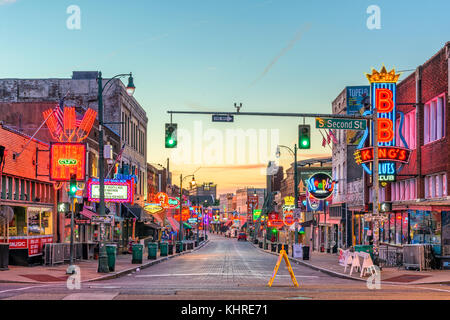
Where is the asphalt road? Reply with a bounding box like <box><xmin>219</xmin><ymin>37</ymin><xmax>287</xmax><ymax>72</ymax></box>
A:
<box><xmin>1</xmin><ymin>233</ymin><xmax>449</xmax><ymax>300</ymax></box>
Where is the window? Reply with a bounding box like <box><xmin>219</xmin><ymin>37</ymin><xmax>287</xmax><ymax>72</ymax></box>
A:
<box><xmin>396</xmin><ymin>110</ymin><xmax>416</xmax><ymax>149</ymax></box>
<box><xmin>391</xmin><ymin>178</ymin><xmax>416</xmax><ymax>201</ymax></box>
<box><xmin>425</xmin><ymin>173</ymin><xmax>447</xmax><ymax>199</ymax></box>
<box><xmin>424</xmin><ymin>94</ymin><xmax>445</xmax><ymax>144</ymax></box>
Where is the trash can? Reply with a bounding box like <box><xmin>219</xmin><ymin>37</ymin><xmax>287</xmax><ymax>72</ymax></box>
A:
<box><xmin>271</xmin><ymin>243</ymin><xmax>277</xmax><ymax>252</ymax></box>
<box><xmin>105</xmin><ymin>244</ymin><xmax>117</xmax><ymax>272</ymax></box>
<box><xmin>132</xmin><ymin>244</ymin><xmax>143</xmax><ymax>264</ymax></box>
<box><xmin>148</xmin><ymin>242</ymin><xmax>158</xmax><ymax>260</ymax></box>
<box><xmin>253</xmin><ymin>239</ymin><xmax>258</xmax><ymax>245</ymax></box>
<box><xmin>259</xmin><ymin>242</ymin><xmax>263</xmax><ymax>248</ymax></box>
<box><xmin>168</xmin><ymin>244</ymin><xmax>174</xmax><ymax>255</ymax></box>
<box><xmin>302</xmin><ymin>246</ymin><xmax>310</xmax><ymax>260</ymax></box>
<box><xmin>264</xmin><ymin>242</ymin><xmax>269</xmax><ymax>250</ymax></box>
<box><xmin>284</xmin><ymin>245</ymin><xmax>289</xmax><ymax>255</ymax></box>
<box><xmin>277</xmin><ymin>244</ymin><xmax>283</xmax><ymax>252</ymax></box>
<box><xmin>176</xmin><ymin>241</ymin><xmax>183</xmax><ymax>253</ymax></box>
<box><xmin>160</xmin><ymin>242</ymin><xmax>168</xmax><ymax>257</ymax></box>
<box><xmin>195</xmin><ymin>240</ymin><xmax>198</xmax><ymax>247</ymax></box>
<box><xmin>0</xmin><ymin>243</ymin><xmax>9</xmax><ymax>271</ymax></box>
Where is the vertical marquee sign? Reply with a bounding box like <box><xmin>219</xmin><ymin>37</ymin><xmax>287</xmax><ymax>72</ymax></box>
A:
<box><xmin>355</xmin><ymin>66</ymin><xmax>411</xmax><ymax>182</ymax></box>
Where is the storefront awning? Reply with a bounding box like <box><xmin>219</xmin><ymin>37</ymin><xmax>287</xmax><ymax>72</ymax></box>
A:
<box><xmin>144</xmin><ymin>221</ymin><xmax>162</xmax><ymax>229</ymax></box>
<box><xmin>183</xmin><ymin>222</ymin><xmax>192</xmax><ymax>229</ymax></box>
<box><xmin>167</xmin><ymin>216</ymin><xmax>179</xmax><ymax>232</ymax></box>
<box><xmin>80</xmin><ymin>207</ymin><xmax>96</xmax><ymax>219</ymax></box>
<box><xmin>122</xmin><ymin>203</ymin><xmax>141</xmax><ymax>219</ymax></box>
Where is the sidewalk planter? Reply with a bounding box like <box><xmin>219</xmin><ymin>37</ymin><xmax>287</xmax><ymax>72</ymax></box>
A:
<box><xmin>0</xmin><ymin>243</ymin><xmax>9</xmax><ymax>270</ymax></box>
<box><xmin>271</xmin><ymin>244</ymin><xmax>277</xmax><ymax>252</ymax></box>
<box><xmin>132</xmin><ymin>244</ymin><xmax>143</xmax><ymax>264</ymax></box>
<box><xmin>105</xmin><ymin>244</ymin><xmax>117</xmax><ymax>272</ymax></box>
<box><xmin>148</xmin><ymin>242</ymin><xmax>158</xmax><ymax>260</ymax></box>
<box><xmin>176</xmin><ymin>241</ymin><xmax>183</xmax><ymax>253</ymax></box>
<box><xmin>159</xmin><ymin>242</ymin><xmax>168</xmax><ymax>257</ymax></box>
<box><xmin>302</xmin><ymin>246</ymin><xmax>310</xmax><ymax>260</ymax></box>
<box><xmin>354</xmin><ymin>245</ymin><xmax>374</xmax><ymax>260</ymax></box>
<box><xmin>168</xmin><ymin>244</ymin><xmax>174</xmax><ymax>255</ymax></box>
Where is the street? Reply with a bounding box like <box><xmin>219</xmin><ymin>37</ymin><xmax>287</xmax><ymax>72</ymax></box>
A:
<box><xmin>1</xmin><ymin>234</ymin><xmax>449</xmax><ymax>300</ymax></box>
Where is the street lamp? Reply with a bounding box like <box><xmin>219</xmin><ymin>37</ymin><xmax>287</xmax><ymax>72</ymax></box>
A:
<box><xmin>97</xmin><ymin>71</ymin><xmax>135</xmax><ymax>273</ymax></box>
<box><xmin>178</xmin><ymin>174</ymin><xmax>196</xmax><ymax>246</ymax></box>
<box><xmin>276</xmin><ymin>144</ymin><xmax>299</xmax><ymax>244</ymax></box>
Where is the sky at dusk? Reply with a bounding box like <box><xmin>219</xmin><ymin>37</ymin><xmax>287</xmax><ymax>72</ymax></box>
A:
<box><xmin>1</xmin><ymin>0</ymin><xmax>449</xmax><ymax>194</ymax></box>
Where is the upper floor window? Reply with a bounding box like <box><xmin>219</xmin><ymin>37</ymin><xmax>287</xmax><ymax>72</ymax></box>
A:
<box><xmin>396</xmin><ymin>110</ymin><xmax>416</xmax><ymax>149</ymax></box>
<box><xmin>391</xmin><ymin>178</ymin><xmax>416</xmax><ymax>202</ymax></box>
<box><xmin>425</xmin><ymin>172</ymin><xmax>447</xmax><ymax>199</ymax></box>
<box><xmin>424</xmin><ymin>94</ymin><xmax>445</xmax><ymax>144</ymax></box>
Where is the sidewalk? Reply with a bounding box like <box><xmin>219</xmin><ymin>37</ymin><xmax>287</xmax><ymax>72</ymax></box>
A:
<box><xmin>250</xmin><ymin>240</ymin><xmax>450</xmax><ymax>285</ymax></box>
<box><xmin>0</xmin><ymin>240</ymin><xmax>208</xmax><ymax>284</ymax></box>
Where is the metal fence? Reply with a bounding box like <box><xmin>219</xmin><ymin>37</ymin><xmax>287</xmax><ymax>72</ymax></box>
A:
<box><xmin>379</xmin><ymin>243</ymin><xmax>404</xmax><ymax>268</ymax></box>
<box><xmin>44</xmin><ymin>243</ymin><xmax>83</xmax><ymax>266</ymax></box>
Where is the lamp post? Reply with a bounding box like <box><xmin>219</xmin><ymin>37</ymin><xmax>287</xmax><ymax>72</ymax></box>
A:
<box><xmin>179</xmin><ymin>174</ymin><xmax>196</xmax><ymax>244</ymax></box>
<box><xmin>276</xmin><ymin>144</ymin><xmax>299</xmax><ymax>244</ymax></box>
<box><xmin>97</xmin><ymin>72</ymin><xmax>135</xmax><ymax>273</ymax></box>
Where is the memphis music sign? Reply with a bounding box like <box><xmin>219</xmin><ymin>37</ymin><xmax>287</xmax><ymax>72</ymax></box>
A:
<box><xmin>356</xmin><ymin>66</ymin><xmax>412</xmax><ymax>182</ymax></box>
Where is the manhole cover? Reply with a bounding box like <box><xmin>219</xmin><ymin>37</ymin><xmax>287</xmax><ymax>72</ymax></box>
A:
<box><xmin>383</xmin><ymin>275</ymin><xmax>431</xmax><ymax>283</ymax></box>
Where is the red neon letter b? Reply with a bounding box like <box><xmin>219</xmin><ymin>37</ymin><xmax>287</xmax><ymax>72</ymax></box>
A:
<box><xmin>376</xmin><ymin>88</ymin><xmax>394</xmax><ymax>112</ymax></box>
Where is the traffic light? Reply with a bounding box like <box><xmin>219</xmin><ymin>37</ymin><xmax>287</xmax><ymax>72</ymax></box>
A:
<box><xmin>68</xmin><ymin>174</ymin><xmax>77</xmax><ymax>197</ymax></box>
<box><xmin>165</xmin><ymin>123</ymin><xmax>177</xmax><ymax>148</ymax></box>
<box><xmin>298</xmin><ymin>125</ymin><xmax>311</xmax><ymax>149</ymax></box>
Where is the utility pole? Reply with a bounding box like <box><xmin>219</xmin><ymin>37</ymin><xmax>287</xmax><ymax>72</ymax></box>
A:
<box><xmin>372</xmin><ymin>109</ymin><xmax>380</xmax><ymax>264</ymax></box>
<box><xmin>294</xmin><ymin>144</ymin><xmax>299</xmax><ymax>244</ymax></box>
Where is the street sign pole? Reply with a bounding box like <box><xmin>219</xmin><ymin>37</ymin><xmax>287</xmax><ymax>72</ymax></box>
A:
<box><xmin>372</xmin><ymin>109</ymin><xmax>380</xmax><ymax>265</ymax></box>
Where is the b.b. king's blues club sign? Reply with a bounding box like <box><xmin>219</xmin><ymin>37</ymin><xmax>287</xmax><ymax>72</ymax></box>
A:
<box><xmin>355</xmin><ymin>66</ymin><xmax>412</xmax><ymax>182</ymax></box>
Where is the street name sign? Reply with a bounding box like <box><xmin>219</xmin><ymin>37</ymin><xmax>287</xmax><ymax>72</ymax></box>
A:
<box><xmin>212</xmin><ymin>114</ymin><xmax>234</xmax><ymax>122</ymax></box>
<box><xmin>316</xmin><ymin>117</ymin><xmax>366</xmax><ymax>130</ymax></box>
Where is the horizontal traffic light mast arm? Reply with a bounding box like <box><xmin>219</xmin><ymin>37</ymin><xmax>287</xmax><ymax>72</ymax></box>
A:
<box><xmin>167</xmin><ymin>110</ymin><xmax>372</xmax><ymax>120</ymax></box>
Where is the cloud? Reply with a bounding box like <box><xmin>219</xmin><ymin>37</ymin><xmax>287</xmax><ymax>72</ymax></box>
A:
<box><xmin>0</xmin><ymin>0</ymin><xmax>17</xmax><ymax>4</ymax></box>
<box><xmin>249</xmin><ymin>23</ymin><xmax>311</xmax><ymax>87</ymax></box>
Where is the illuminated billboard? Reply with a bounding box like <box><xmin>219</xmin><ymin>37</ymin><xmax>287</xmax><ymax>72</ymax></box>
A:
<box><xmin>50</xmin><ymin>143</ymin><xmax>86</xmax><ymax>181</ymax></box>
<box><xmin>87</xmin><ymin>178</ymin><xmax>134</xmax><ymax>203</ymax></box>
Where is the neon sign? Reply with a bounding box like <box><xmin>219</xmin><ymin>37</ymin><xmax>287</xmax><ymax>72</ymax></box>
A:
<box><xmin>43</xmin><ymin>106</ymin><xmax>97</xmax><ymax>143</ymax></box>
<box><xmin>50</xmin><ymin>143</ymin><xmax>86</xmax><ymax>181</ymax></box>
<box><xmin>306</xmin><ymin>173</ymin><xmax>335</xmax><ymax>200</ymax></box>
<box><xmin>87</xmin><ymin>178</ymin><xmax>134</xmax><ymax>203</ymax></box>
<box><xmin>357</xmin><ymin>66</ymin><xmax>411</xmax><ymax>182</ymax></box>
<box><xmin>58</xmin><ymin>159</ymin><xmax>78</xmax><ymax>165</ymax></box>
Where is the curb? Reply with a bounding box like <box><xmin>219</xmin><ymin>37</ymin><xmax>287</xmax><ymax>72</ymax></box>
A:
<box><xmin>249</xmin><ymin>241</ymin><xmax>450</xmax><ymax>286</ymax></box>
<box><xmin>0</xmin><ymin>240</ymin><xmax>210</xmax><ymax>285</ymax></box>
<box><xmin>87</xmin><ymin>239</ymin><xmax>210</xmax><ymax>283</ymax></box>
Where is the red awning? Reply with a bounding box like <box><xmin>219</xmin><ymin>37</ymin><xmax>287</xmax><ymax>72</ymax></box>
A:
<box><xmin>80</xmin><ymin>208</ymin><xmax>96</xmax><ymax>220</ymax></box>
<box><xmin>166</xmin><ymin>216</ymin><xmax>179</xmax><ymax>232</ymax></box>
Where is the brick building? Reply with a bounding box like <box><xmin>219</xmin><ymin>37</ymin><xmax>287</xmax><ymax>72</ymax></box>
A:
<box><xmin>343</xmin><ymin>43</ymin><xmax>450</xmax><ymax>264</ymax></box>
<box><xmin>371</xmin><ymin>42</ymin><xmax>450</xmax><ymax>257</ymax></box>
<box><xmin>0</xmin><ymin>124</ymin><xmax>55</xmax><ymax>265</ymax></box>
